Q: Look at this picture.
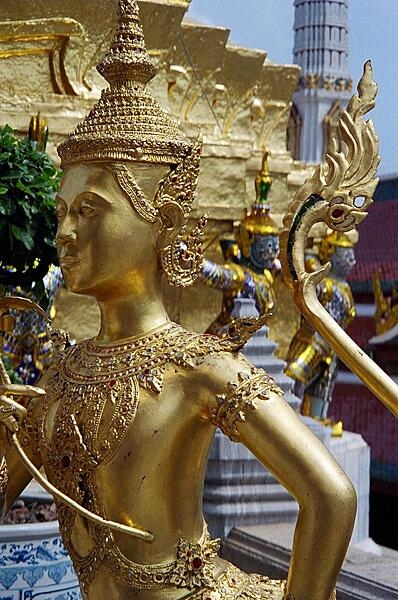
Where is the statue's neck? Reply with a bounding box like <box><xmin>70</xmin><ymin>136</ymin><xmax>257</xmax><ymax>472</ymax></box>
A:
<box><xmin>95</xmin><ymin>285</ymin><xmax>170</xmax><ymax>343</ymax></box>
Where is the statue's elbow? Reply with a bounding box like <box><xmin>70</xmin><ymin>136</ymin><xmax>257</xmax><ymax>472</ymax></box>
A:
<box><xmin>312</xmin><ymin>474</ymin><xmax>357</xmax><ymax>529</ymax></box>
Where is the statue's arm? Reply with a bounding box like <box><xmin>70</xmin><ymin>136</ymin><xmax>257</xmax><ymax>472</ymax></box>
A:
<box><xmin>235</xmin><ymin>392</ymin><xmax>354</xmax><ymax>600</ymax></box>
<box><xmin>0</xmin><ymin>378</ymin><xmax>46</xmax><ymax>520</ymax></box>
<box><xmin>200</xmin><ymin>259</ymin><xmax>244</xmax><ymax>292</ymax></box>
<box><xmin>201</xmin><ymin>353</ymin><xmax>355</xmax><ymax>600</ymax></box>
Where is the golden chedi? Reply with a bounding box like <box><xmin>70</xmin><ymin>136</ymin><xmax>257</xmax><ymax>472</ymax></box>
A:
<box><xmin>0</xmin><ymin>2</ymin><xmax>353</xmax><ymax>599</ymax></box>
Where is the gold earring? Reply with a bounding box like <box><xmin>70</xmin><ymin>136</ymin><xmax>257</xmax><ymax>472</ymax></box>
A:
<box><xmin>161</xmin><ymin>215</ymin><xmax>207</xmax><ymax>287</ymax></box>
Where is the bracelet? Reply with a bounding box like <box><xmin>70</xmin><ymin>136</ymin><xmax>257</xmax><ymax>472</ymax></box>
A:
<box><xmin>0</xmin><ymin>456</ymin><xmax>8</xmax><ymax>496</ymax></box>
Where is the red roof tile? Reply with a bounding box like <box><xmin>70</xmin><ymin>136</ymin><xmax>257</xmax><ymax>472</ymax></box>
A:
<box><xmin>348</xmin><ymin>200</ymin><xmax>398</xmax><ymax>283</ymax></box>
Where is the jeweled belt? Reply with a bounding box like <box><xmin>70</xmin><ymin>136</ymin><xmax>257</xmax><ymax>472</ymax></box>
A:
<box><xmin>105</xmin><ymin>523</ymin><xmax>221</xmax><ymax>590</ymax></box>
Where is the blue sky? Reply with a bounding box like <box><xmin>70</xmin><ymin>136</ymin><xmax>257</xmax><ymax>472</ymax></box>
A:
<box><xmin>186</xmin><ymin>0</ymin><xmax>398</xmax><ymax>176</ymax></box>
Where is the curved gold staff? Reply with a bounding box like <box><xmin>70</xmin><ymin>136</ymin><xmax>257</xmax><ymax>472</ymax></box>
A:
<box><xmin>280</xmin><ymin>61</ymin><xmax>398</xmax><ymax>418</ymax></box>
<box><xmin>0</xmin><ymin>296</ymin><xmax>154</xmax><ymax>542</ymax></box>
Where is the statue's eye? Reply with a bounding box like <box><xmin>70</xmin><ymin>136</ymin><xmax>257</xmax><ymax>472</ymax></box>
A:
<box><xmin>79</xmin><ymin>205</ymin><xmax>97</xmax><ymax>217</ymax></box>
<box><xmin>55</xmin><ymin>207</ymin><xmax>66</xmax><ymax>221</ymax></box>
<box><xmin>353</xmin><ymin>195</ymin><xmax>366</xmax><ymax>208</ymax></box>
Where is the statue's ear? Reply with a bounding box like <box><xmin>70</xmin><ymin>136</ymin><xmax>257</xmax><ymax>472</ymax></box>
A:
<box><xmin>157</xmin><ymin>200</ymin><xmax>185</xmax><ymax>249</ymax></box>
<box><xmin>236</xmin><ymin>223</ymin><xmax>252</xmax><ymax>258</ymax></box>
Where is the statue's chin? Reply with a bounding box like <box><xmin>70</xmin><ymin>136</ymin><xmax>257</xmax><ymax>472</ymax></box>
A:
<box><xmin>62</xmin><ymin>275</ymin><xmax>91</xmax><ymax>298</ymax></box>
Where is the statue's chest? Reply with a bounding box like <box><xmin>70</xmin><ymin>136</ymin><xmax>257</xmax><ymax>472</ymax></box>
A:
<box><xmin>43</xmin><ymin>371</ymin><xmax>139</xmax><ymax>471</ymax></box>
<box><xmin>40</xmin><ymin>324</ymin><xmax>232</xmax><ymax>499</ymax></box>
<box><xmin>41</xmin><ymin>329</ymin><xmax>182</xmax><ymax>480</ymax></box>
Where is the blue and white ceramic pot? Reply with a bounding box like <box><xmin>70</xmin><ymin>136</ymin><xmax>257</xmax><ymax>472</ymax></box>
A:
<box><xmin>0</xmin><ymin>520</ymin><xmax>81</xmax><ymax>600</ymax></box>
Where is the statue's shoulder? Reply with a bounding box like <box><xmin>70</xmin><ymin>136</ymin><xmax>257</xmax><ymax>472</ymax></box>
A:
<box><xmin>190</xmin><ymin>342</ymin><xmax>283</xmax><ymax>442</ymax></box>
<box><xmin>48</xmin><ymin>327</ymin><xmax>73</xmax><ymax>367</ymax></box>
<box><xmin>317</xmin><ymin>276</ymin><xmax>335</xmax><ymax>303</ymax></box>
<box><xmin>261</xmin><ymin>268</ymin><xmax>274</xmax><ymax>286</ymax></box>
<box><xmin>181</xmin><ymin>321</ymin><xmax>270</xmax><ymax>388</ymax></box>
<box><xmin>181</xmin><ymin>313</ymin><xmax>269</xmax><ymax>365</ymax></box>
<box><xmin>223</xmin><ymin>261</ymin><xmax>246</xmax><ymax>283</ymax></box>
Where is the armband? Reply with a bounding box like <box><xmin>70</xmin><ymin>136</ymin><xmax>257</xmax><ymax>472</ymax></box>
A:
<box><xmin>211</xmin><ymin>368</ymin><xmax>284</xmax><ymax>442</ymax></box>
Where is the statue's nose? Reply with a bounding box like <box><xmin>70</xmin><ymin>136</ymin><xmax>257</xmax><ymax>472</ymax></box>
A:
<box><xmin>56</xmin><ymin>216</ymin><xmax>77</xmax><ymax>247</ymax></box>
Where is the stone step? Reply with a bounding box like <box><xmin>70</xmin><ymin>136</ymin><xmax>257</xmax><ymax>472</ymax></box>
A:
<box><xmin>206</xmin><ymin>454</ymin><xmax>277</xmax><ymax>473</ymax></box>
<box><xmin>205</xmin><ymin>500</ymin><xmax>299</xmax><ymax>522</ymax></box>
<box><xmin>246</xmin><ymin>340</ymin><xmax>278</xmax><ymax>353</ymax></box>
<box><xmin>205</xmin><ymin>468</ymin><xmax>282</xmax><ymax>485</ymax></box>
<box><xmin>246</xmin><ymin>356</ymin><xmax>287</xmax><ymax>370</ymax></box>
<box><xmin>273</xmin><ymin>373</ymin><xmax>294</xmax><ymax>387</ymax></box>
<box><xmin>223</xmin><ymin>524</ymin><xmax>398</xmax><ymax>600</ymax></box>
<box><xmin>204</xmin><ymin>483</ymin><xmax>294</xmax><ymax>503</ymax></box>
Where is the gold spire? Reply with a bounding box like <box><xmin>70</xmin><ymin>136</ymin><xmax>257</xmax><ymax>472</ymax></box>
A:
<box><xmin>96</xmin><ymin>0</ymin><xmax>156</xmax><ymax>86</ymax></box>
<box><xmin>254</xmin><ymin>151</ymin><xmax>272</xmax><ymax>199</ymax></box>
<box><xmin>242</xmin><ymin>152</ymin><xmax>278</xmax><ymax>238</ymax></box>
<box><xmin>58</xmin><ymin>0</ymin><xmax>192</xmax><ymax>167</ymax></box>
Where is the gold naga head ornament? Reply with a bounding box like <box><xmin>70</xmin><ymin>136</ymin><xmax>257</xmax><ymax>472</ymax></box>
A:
<box><xmin>280</xmin><ymin>61</ymin><xmax>398</xmax><ymax>418</ymax></box>
<box><xmin>58</xmin><ymin>0</ymin><xmax>205</xmax><ymax>287</ymax></box>
<box><xmin>237</xmin><ymin>152</ymin><xmax>279</xmax><ymax>258</ymax></box>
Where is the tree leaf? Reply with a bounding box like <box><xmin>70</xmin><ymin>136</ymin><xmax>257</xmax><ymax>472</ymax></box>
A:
<box><xmin>10</xmin><ymin>224</ymin><xmax>34</xmax><ymax>250</ymax></box>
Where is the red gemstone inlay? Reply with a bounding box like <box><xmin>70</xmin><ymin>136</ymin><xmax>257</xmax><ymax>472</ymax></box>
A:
<box><xmin>109</xmin><ymin>380</ymin><xmax>116</xmax><ymax>388</ymax></box>
<box><xmin>192</xmin><ymin>557</ymin><xmax>203</xmax><ymax>570</ymax></box>
<box><xmin>60</xmin><ymin>455</ymin><xmax>71</xmax><ymax>469</ymax></box>
<box><xmin>332</xmin><ymin>208</ymin><xmax>344</xmax><ymax>218</ymax></box>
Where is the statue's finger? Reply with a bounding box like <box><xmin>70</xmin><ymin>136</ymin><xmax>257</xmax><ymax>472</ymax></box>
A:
<box><xmin>0</xmin><ymin>414</ymin><xmax>19</xmax><ymax>433</ymax></box>
<box><xmin>0</xmin><ymin>396</ymin><xmax>27</xmax><ymax>419</ymax></box>
<box><xmin>0</xmin><ymin>384</ymin><xmax>45</xmax><ymax>398</ymax></box>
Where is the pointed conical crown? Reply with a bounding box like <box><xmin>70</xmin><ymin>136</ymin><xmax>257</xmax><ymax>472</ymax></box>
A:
<box><xmin>242</xmin><ymin>152</ymin><xmax>278</xmax><ymax>236</ymax></box>
<box><xmin>58</xmin><ymin>0</ymin><xmax>192</xmax><ymax>167</ymax></box>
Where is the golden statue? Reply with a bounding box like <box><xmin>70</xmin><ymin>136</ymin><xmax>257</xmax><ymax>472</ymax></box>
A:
<box><xmin>285</xmin><ymin>231</ymin><xmax>356</xmax><ymax>420</ymax></box>
<box><xmin>373</xmin><ymin>271</ymin><xmax>398</xmax><ymax>335</ymax></box>
<box><xmin>2</xmin><ymin>4</ymin><xmax>395</xmax><ymax>600</ymax></box>
<box><xmin>200</xmin><ymin>153</ymin><xmax>279</xmax><ymax>335</ymax></box>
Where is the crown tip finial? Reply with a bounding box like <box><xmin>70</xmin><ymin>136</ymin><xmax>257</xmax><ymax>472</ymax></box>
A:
<box><xmin>255</xmin><ymin>151</ymin><xmax>272</xmax><ymax>203</ymax></box>
<box><xmin>97</xmin><ymin>0</ymin><xmax>156</xmax><ymax>86</ymax></box>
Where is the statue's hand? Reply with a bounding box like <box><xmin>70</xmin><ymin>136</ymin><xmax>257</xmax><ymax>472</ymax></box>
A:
<box><xmin>0</xmin><ymin>384</ymin><xmax>45</xmax><ymax>434</ymax></box>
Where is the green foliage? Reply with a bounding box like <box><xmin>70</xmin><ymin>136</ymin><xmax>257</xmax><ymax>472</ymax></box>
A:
<box><xmin>0</xmin><ymin>125</ymin><xmax>61</xmax><ymax>287</ymax></box>
<box><xmin>1</xmin><ymin>354</ymin><xmax>23</xmax><ymax>384</ymax></box>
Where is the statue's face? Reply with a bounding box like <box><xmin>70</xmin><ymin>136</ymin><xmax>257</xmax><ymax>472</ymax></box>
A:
<box><xmin>249</xmin><ymin>234</ymin><xmax>279</xmax><ymax>270</ymax></box>
<box><xmin>55</xmin><ymin>164</ymin><xmax>160</xmax><ymax>299</ymax></box>
<box><xmin>330</xmin><ymin>246</ymin><xmax>356</xmax><ymax>278</ymax></box>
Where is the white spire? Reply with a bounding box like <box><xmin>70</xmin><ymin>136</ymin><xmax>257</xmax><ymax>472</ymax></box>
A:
<box><xmin>292</xmin><ymin>0</ymin><xmax>352</xmax><ymax>163</ymax></box>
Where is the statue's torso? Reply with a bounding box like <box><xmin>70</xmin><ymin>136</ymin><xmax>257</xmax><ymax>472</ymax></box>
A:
<box><xmin>41</xmin><ymin>326</ymin><xmax>219</xmax><ymax>593</ymax></box>
<box><xmin>22</xmin><ymin>323</ymin><xmax>284</xmax><ymax>599</ymax></box>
